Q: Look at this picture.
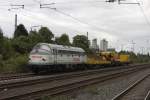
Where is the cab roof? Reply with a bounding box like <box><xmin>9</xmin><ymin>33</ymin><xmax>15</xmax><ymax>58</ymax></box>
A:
<box><xmin>37</xmin><ymin>43</ymin><xmax>85</xmax><ymax>53</ymax></box>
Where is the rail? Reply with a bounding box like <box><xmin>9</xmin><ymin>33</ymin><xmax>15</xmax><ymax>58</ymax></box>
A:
<box><xmin>0</xmin><ymin>64</ymin><xmax>150</xmax><ymax>100</ymax></box>
<box><xmin>112</xmin><ymin>74</ymin><xmax>150</xmax><ymax>100</ymax></box>
<box><xmin>145</xmin><ymin>90</ymin><xmax>150</xmax><ymax>100</ymax></box>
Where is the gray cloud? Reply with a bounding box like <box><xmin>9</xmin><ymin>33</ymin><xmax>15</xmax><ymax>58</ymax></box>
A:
<box><xmin>0</xmin><ymin>0</ymin><xmax>150</xmax><ymax>53</ymax></box>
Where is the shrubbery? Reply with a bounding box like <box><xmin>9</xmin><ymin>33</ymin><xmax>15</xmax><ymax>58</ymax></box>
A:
<box><xmin>0</xmin><ymin>54</ymin><xmax>29</xmax><ymax>73</ymax></box>
<box><xmin>0</xmin><ymin>24</ymin><xmax>56</xmax><ymax>73</ymax></box>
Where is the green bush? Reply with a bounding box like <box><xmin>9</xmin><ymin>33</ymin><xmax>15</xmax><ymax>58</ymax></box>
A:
<box><xmin>12</xmin><ymin>36</ymin><xmax>32</xmax><ymax>54</ymax></box>
<box><xmin>2</xmin><ymin>38</ymin><xmax>15</xmax><ymax>60</ymax></box>
<box><xmin>0</xmin><ymin>54</ymin><xmax>29</xmax><ymax>73</ymax></box>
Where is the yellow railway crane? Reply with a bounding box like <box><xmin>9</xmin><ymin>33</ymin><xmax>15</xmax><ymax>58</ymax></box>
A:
<box><xmin>86</xmin><ymin>51</ymin><xmax>130</xmax><ymax>66</ymax></box>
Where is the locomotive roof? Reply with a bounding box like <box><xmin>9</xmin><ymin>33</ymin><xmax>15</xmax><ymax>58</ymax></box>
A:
<box><xmin>38</xmin><ymin>43</ymin><xmax>85</xmax><ymax>52</ymax></box>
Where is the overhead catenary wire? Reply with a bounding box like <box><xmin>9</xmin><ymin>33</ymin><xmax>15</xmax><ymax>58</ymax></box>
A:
<box><xmin>1</xmin><ymin>0</ymin><xmax>150</xmax><ymax>36</ymax></box>
<box><xmin>22</xmin><ymin>7</ymin><xmax>106</xmax><ymax>37</ymax></box>
<box><xmin>0</xmin><ymin>0</ymin><xmax>107</xmax><ymax>9</ymax></box>
<box><xmin>1</xmin><ymin>1</ymin><xmax>148</xmax><ymax>31</ymax></box>
<box><xmin>41</xmin><ymin>6</ymin><xmax>120</xmax><ymax>35</ymax></box>
<box><xmin>22</xmin><ymin>8</ymin><xmax>83</xmax><ymax>34</ymax></box>
<box><xmin>0</xmin><ymin>0</ymin><xmax>39</xmax><ymax>7</ymax></box>
<box><xmin>1</xmin><ymin>2</ymin><xmax>120</xmax><ymax>37</ymax></box>
<box><xmin>135</xmin><ymin>0</ymin><xmax>150</xmax><ymax>27</ymax></box>
<box><xmin>52</xmin><ymin>0</ymin><xmax>105</xmax><ymax>4</ymax></box>
<box><xmin>1</xmin><ymin>0</ymin><xmax>109</xmax><ymax>32</ymax></box>
<box><xmin>53</xmin><ymin>9</ymin><xmax>92</xmax><ymax>27</ymax></box>
<box><xmin>5</xmin><ymin>3</ymin><xmax>87</xmax><ymax>34</ymax></box>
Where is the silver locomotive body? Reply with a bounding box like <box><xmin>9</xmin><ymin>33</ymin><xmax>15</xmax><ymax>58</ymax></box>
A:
<box><xmin>28</xmin><ymin>43</ymin><xmax>87</xmax><ymax>73</ymax></box>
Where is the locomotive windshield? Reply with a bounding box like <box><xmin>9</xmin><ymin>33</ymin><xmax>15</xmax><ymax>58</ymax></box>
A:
<box><xmin>31</xmin><ymin>44</ymin><xmax>51</xmax><ymax>54</ymax></box>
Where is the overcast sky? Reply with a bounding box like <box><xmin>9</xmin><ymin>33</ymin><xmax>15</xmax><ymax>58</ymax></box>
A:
<box><xmin>0</xmin><ymin>0</ymin><xmax>150</xmax><ymax>53</ymax></box>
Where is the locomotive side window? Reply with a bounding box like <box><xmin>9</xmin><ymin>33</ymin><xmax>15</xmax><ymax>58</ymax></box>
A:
<box><xmin>54</xmin><ymin>49</ymin><xmax>84</xmax><ymax>57</ymax></box>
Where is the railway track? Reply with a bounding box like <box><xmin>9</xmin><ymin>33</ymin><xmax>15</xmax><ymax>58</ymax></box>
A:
<box><xmin>0</xmin><ymin>63</ymin><xmax>145</xmax><ymax>82</ymax></box>
<box><xmin>0</xmin><ymin>73</ymin><xmax>34</xmax><ymax>81</ymax></box>
<box><xmin>0</xmin><ymin>64</ymin><xmax>149</xmax><ymax>100</ymax></box>
<box><xmin>0</xmin><ymin>64</ymin><xmax>148</xmax><ymax>90</ymax></box>
<box><xmin>145</xmin><ymin>90</ymin><xmax>150</xmax><ymax>100</ymax></box>
<box><xmin>112</xmin><ymin>73</ymin><xmax>150</xmax><ymax>100</ymax></box>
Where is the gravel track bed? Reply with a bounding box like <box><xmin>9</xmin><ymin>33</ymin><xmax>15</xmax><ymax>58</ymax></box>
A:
<box><xmin>59</xmin><ymin>67</ymin><xmax>150</xmax><ymax>100</ymax></box>
<box><xmin>0</xmin><ymin>65</ymin><xmax>147</xmax><ymax>99</ymax></box>
<box><xmin>0</xmin><ymin>65</ymin><xmax>140</xmax><ymax>89</ymax></box>
<box><xmin>0</xmin><ymin>64</ymin><xmax>147</xmax><ymax>83</ymax></box>
<box><xmin>0</xmin><ymin>67</ymin><xmax>133</xmax><ymax>99</ymax></box>
<box><xmin>0</xmin><ymin>64</ymin><xmax>145</xmax><ymax>81</ymax></box>
<box><xmin>116</xmin><ymin>74</ymin><xmax>150</xmax><ymax>100</ymax></box>
<box><xmin>0</xmin><ymin>73</ymin><xmax>34</xmax><ymax>81</ymax></box>
<box><xmin>0</xmin><ymin>64</ymin><xmax>149</xmax><ymax>100</ymax></box>
<box><xmin>145</xmin><ymin>90</ymin><xmax>150</xmax><ymax>100</ymax></box>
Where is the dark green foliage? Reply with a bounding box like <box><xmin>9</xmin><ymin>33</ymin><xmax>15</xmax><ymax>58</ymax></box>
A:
<box><xmin>0</xmin><ymin>28</ymin><xmax>15</xmax><ymax>60</ymax></box>
<box><xmin>14</xmin><ymin>24</ymin><xmax>28</xmax><ymax>38</ymax></box>
<box><xmin>0</xmin><ymin>27</ymin><xmax>4</xmax><ymax>54</ymax></box>
<box><xmin>12</xmin><ymin>36</ymin><xmax>32</xmax><ymax>54</ymax></box>
<box><xmin>38</xmin><ymin>27</ymin><xmax>54</xmax><ymax>43</ymax></box>
<box><xmin>29</xmin><ymin>30</ymin><xmax>43</xmax><ymax>46</ymax></box>
<box><xmin>0</xmin><ymin>26</ymin><xmax>55</xmax><ymax>73</ymax></box>
<box><xmin>73</xmin><ymin>35</ymin><xmax>90</xmax><ymax>53</ymax></box>
<box><xmin>55</xmin><ymin>34</ymin><xmax>71</xmax><ymax>46</ymax></box>
<box><xmin>0</xmin><ymin>27</ymin><xmax>3</xmax><ymax>39</ymax></box>
<box><xmin>0</xmin><ymin>54</ymin><xmax>29</xmax><ymax>73</ymax></box>
<box><xmin>30</xmin><ymin>30</ymin><xmax>37</xmax><ymax>35</ymax></box>
<box><xmin>1</xmin><ymin>38</ymin><xmax>14</xmax><ymax>60</ymax></box>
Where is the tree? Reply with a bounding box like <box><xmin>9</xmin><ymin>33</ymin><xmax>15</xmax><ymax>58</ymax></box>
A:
<box><xmin>0</xmin><ymin>27</ymin><xmax>3</xmax><ymax>40</ymax></box>
<box><xmin>2</xmin><ymin>38</ymin><xmax>14</xmax><ymax>60</ymax></box>
<box><xmin>73</xmin><ymin>35</ymin><xmax>90</xmax><ymax>53</ymax></box>
<box><xmin>12</xmin><ymin>36</ymin><xmax>32</xmax><ymax>54</ymax></box>
<box><xmin>14</xmin><ymin>24</ymin><xmax>28</xmax><ymax>38</ymax></box>
<box><xmin>55</xmin><ymin>33</ymin><xmax>71</xmax><ymax>45</ymax></box>
<box><xmin>0</xmin><ymin>27</ymin><xmax>4</xmax><ymax>54</ymax></box>
<box><xmin>28</xmin><ymin>30</ymin><xmax>44</xmax><ymax>47</ymax></box>
<box><xmin>38</xmin><ymin>27</ymin><xmax>54</xmax><ymax>43</ymax></box>
<box><xmin>29</xmin><ymin>30</ymin><xmax>38</xmax><ymax>36</ymax></box>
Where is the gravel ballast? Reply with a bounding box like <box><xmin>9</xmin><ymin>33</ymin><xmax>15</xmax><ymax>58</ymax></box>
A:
<box><xmin>51</xmin><ymin>67</ymin><xmax>150</xmax><ymax>100</ymax></box>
